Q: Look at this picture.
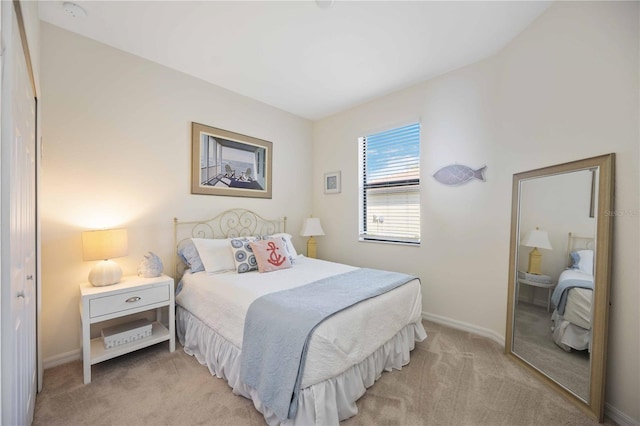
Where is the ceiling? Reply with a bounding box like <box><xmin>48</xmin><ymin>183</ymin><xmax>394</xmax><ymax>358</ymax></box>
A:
<box><xmin>39</xmin><ymin>1</ymin><xmax>552</xmax><ymax>120</ymax></box>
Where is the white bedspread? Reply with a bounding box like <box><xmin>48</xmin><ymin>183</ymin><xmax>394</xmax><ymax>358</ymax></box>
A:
<box><xmin>564</xmin><ymin>287</ymin><xmax>592</xmax><ymax>330</ymax></box>
<box><xmin>176</xmin><ymin>256</ymin><xmax>423</xmax><ymax>388</ymax></box>
<box><xmin>557</xmin><ymin>269</ymin><xmax>593</xmax><ymax>285</ymax></box>
<box><xmin>551</xmin><ymin>269</ymin><xmax>594</xmax><ymax>351</ymax></box>
<box><xmin>555</xmin><ymin>269</ymin><xmax>593</xmax><ymax>329</ymax></box>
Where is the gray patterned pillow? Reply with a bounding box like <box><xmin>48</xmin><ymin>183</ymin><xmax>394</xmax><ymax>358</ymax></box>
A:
<box><xmin>230</xmin><ymin>237</ymin><xmax>262</xmax><ymax>273</ymax></box>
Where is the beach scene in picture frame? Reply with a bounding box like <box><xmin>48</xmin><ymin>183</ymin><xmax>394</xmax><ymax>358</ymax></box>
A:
<box><xmin>324</xmin><ymin>171</ymin><xmax>341</xmax><ymax>194</ymax></box>
<box><xmin>191</xmin><ymin>122</ymin><xmax>272</xmax><ymax>199</ymax></box>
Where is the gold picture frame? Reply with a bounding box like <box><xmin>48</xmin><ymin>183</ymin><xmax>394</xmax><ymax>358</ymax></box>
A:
<box><xmin>191</xmin><ymin>122</ymin><xmax>272</xmax><ymax>198</ymax></box>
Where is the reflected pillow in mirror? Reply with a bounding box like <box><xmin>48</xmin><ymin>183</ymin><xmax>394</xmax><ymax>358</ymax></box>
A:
<box><xmin>569</xmin><ymin>251</ymin><xmax>581</xmax><ymax>270</ymax></box>
<box><xmin>576</xmin><ymin>249</ymin><xmax>594</xmax><ymax>275</ymax></box>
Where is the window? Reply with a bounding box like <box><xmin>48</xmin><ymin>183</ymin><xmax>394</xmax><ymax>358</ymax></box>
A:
<box><xmin>358</xmin><ymin>122</ymin><xmax>421</xmax><ymax>245</ymax></box>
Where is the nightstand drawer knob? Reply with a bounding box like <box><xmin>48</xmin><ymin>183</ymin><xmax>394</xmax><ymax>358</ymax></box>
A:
<box><xmin>125</xmin><ymin>296</ymin><xmax>142</xmax><ymax>303</ymax></box>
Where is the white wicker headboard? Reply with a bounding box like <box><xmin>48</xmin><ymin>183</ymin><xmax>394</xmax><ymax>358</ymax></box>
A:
<box><xmin>566</xmin><ymin>232</ymin><xmax>595</xmax><ymax>267</ymax></box>
<box><xmin>173</xmin><ymin>208</ymin><xmax>287</xmax><ymax>283</ymax></box>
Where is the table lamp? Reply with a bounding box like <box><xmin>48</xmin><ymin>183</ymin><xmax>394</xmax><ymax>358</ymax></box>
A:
<box><xmin>521</xmin><ymin>227</ymin><xmax>552</xmax><ymax>275</ymax></box>
<box><xmin>300</xmin><ymin>217</ymin><xmax>324</xmax><ymax>258</ymax></box>
<box><xmin>82</xmin><ymin>228</ymin><xmax>128</xmax><ymax>286</ymax></box>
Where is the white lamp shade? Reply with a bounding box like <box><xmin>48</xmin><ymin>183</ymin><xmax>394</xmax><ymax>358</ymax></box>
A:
<box><xmin>82</xmin><ymin>228</ymin><xmax>128</xmax><ymax>261</ymax></box>
<box><xmin>300</xmin><ymin>218</ymin><xmax>325</xmax><ymax>237</ymax></box>
<box><xmin>82</xmin><ymin>228</ymin><xmax>128</xmax><ymax>287</ymax></box>
<box><xmin>521</xmin><ymin>228</ymin><xmax>552</xmax><ymax>250</ymax></box>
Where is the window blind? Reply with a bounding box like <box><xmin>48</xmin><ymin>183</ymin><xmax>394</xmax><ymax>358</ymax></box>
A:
<box><xmin>359</xmin><ymin>122</ymin><xmax>421</xmax><ymax>244</ymax></box>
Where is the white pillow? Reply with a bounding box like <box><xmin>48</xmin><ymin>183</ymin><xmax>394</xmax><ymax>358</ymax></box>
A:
<box><xmin>576</xmin><ymin>249</ymin><xmax>594</xmax><ymax>275</ymax></box>
<box><xmin>191</xmin><ymin>238</ymin><xmax>235</xmax><ymax>274</ymax></box>
<box><xmin>270</xmin><ymin>232</ymin><xmax>299</xmax><ymax>258</ymax></box>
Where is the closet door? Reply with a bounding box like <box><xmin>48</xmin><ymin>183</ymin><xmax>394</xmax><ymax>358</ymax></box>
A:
<box><xmin>1</xmin><ymin>2</ymin><xmax>37</xmax><ymax>425</ymax></box>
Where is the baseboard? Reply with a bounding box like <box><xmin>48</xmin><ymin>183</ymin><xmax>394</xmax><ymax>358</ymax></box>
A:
<box><xmin>421</xmin><ymin>311</ymin><xmax>505</xmax><ymax>348</ymax></box>
<box><xmin>43</xmin><ymin>348</ymin><xmax>81</xmax><ymax>370</ymax></box>
<box><xmin>421</xmin><ymin>311</ymin><xmax>638</xmax><ymax>426</ymax></box>
<box><xmin>605</xmin><ymin>402</ymin><xmax>639</xmax><ymax>426</ymax></box>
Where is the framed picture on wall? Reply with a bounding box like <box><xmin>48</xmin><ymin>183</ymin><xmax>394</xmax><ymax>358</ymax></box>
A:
<box><xmin>191</xmin><ymin>122</ymin><xmax>272</xmax><ymax>198</ymax></box>
<box><xmin>324</xmin><ymin>171</ymin><xmax>341</xmax><ymax>194</ymax></box>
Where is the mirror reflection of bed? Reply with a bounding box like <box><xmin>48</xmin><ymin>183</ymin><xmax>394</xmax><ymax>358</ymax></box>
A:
<box><xmin>513</xmin><ymin>233</ymin><xmax>595</xmax><ymax>401</ymax></box>
<box><xmin>551</xmin><ymin>234</ymin><xmax>595</xmax><ymax>354</ymax></box>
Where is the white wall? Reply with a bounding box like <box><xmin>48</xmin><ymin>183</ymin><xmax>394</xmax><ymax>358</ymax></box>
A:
<box><xmin>312</xmin><ymin>1</ymin><xmax>638</xmax><ymax>422</ymax></box>
<box><xmin>496</xmin><ymin>2</ymin><xmax>639</xmax><ymax>421</ymax></box>
<box><xmin>40</xmin><ymin>24</ymin><xmax>313</xmax><ymax>362</ymax></box>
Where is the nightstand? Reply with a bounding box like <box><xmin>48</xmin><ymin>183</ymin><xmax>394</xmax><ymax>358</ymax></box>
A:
<box><xmin>516</xmin><ymin>271</ymin><xmax>555</xmax><ymax>312</ymax></box>
<box><xmin>79</xmin><ymin>274</ymin><xmax>175</xmax><ymax>384</ymax></box>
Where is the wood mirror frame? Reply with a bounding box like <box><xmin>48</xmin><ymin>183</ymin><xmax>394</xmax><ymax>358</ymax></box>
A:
<box><xmin>505</xmin><ymin>153</ymin><xmax>614</xmax><ymax>422</ymax></box>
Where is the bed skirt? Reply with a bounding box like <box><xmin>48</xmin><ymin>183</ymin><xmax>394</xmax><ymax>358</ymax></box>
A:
<box><xmin>551</xmin><ymin>311</ymin><xmax>591</xmax><ymax>352</ymax></box>
<box><xmin>176</xmin><ymin>305</ymin><xmax>427</xmax><ymax>425</ymax></box>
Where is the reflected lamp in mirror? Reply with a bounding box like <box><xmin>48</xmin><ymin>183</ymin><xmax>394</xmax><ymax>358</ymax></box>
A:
<box><xmin>300</xmin><ymin>217</ymin><xmax>324</xmax><ymax>259</ymax></box>
<box><xmin>521</xmin><ymin>227</ymin><xmax>552</xmax><ymax>275</ymax></box>
<box><xmin>82</xmin><ymin>228</ymin><xmax>128</xmax><ymax>287</ymax></box>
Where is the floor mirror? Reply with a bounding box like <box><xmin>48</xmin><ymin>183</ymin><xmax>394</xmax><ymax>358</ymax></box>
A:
<box><xmin>505</xmin><ymin>153</ymin><xmax>614</xmax><ymax>422</ymax></box>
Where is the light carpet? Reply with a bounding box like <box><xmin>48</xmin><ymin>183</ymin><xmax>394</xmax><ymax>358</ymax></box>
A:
<box><xmin>33</xmin><ymin>320</ymin><xmax>614</xmax><ymax>425</ymax></box>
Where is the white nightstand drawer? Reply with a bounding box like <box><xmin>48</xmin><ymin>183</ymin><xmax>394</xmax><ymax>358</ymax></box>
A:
<box><xmin>89</xmin><ymin>285</ymin><xmax>169</xmax><ymax>318</ymax></box>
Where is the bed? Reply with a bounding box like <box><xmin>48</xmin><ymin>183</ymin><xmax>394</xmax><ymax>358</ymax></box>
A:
<box><xmin>172</xmin><ymin>209</ymin><xmax>426</xmax><ymax>425</ymax></box>
<box><xmin>550</xmin><ymin>233</ymin><xmax>594</xmax><ymax>352</ymax></box>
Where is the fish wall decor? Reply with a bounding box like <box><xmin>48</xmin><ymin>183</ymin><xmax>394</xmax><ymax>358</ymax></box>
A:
<box><xmin>433</xmin><ymin>164</ymin><xmax>487</xmax><ymax>186</ymax></box>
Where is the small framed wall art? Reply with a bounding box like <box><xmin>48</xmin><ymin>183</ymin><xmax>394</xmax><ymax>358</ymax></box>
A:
<box><xmin>324</xmin><ymin>171</ymin><xmax>341</xmax><ymax>194</ymax></box>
